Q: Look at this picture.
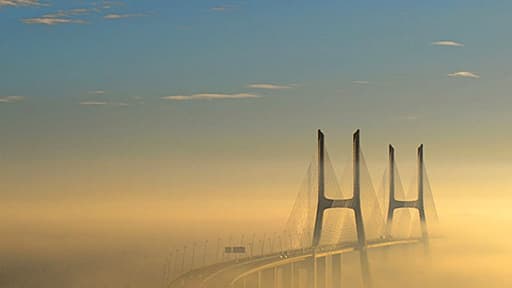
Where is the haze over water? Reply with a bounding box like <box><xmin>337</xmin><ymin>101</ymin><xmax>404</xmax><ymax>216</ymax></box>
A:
<box><xmin>1</xmin><ymin>195</ymin><xmax>511</xmax><ymax>287</ymax></box>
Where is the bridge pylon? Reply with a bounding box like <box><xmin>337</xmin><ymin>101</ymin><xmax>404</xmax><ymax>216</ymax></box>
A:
<box><xmin>312</xmin><ymin>129</ymin><xmax>367</xmax><ymax>249</ymax></box>
<box><xmin>312</xmin><ymin>130</ymin><xmax>372</xmax><ymax>288</ymax></box>
<box><xmin>386</xmin><ymin>144</ymin><xmax>428</xmax><ymax>240</ymax></box>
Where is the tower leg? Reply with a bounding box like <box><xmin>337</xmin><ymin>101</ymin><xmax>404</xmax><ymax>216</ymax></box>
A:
<box><xmin>386</xmin><ymin>145</ymin><xmax>396</xmax><ymax>238</ymax></box>
<box><xmin>313</xmin><ymin>130</ymin><xmax>326</xmax><ymax>247</ymax></box>
<box><xmin>417</xmin><ymin>144</ymin><xmax>429</xmax><ymax>241</ymax></box>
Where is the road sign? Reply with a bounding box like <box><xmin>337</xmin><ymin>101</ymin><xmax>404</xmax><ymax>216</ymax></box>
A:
<box><xmin>224</xmin><ymin>246</ymin><xmax>246</xmax><ymax>254</ymax></box>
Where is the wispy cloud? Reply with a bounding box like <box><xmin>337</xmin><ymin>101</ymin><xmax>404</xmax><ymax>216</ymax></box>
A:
<box><xmin>0</xmin><ymin>96</ymin><xmax>25</xmax><ymax>103</ymax></box>
<box><xmin>400</xmin><ymin>114</ymin><xmax>419</xmax><ymax>121</ymax></box>
<box><xmin>115</xmin><ymin>102</ymin><xmax>129</xmax><ymax>106</ymax></box>
<box><xmin>96</xmin><ymin>0</ymin><xmax>124</xmax><ymax>10</ymax></box>
<box><xmin>448</xmin><ymin>71</ymin><xmax>480</xmax><ymax>79</ymax></box>
<box><xmin>104</xmin><ymin>13</ymin><xmax>146</xmax><ymax>20</ymax></box>
<box><xmin>432</xmin><ymin>40</ymin><xmax>464</xmax><ymax>47</ymax></box>
<box><xmin>161</xmin><ymin>93</ymin><xmax>259</xmax><ymax>101</ymax></box>
<box><xmin>80</xmin><ymin>101</ymin><xmax>108</xmax><ymax>105</ymax></box>
<box><xmin>43</xmin><ymin>8</ymin><xmax>92</xmax><ymax>18</ymax></box>
<box><xmin>211</xmin><ymin>6</ymin><xmax>226</xmax><ymax>11</ymax></box>
<box><xmin>18</xmin><ymin>2</ymin><xmax>146</xmax><ymax>25</ymax></box>
<box><xmin>210</xmin><ymin>5</ymin><xmax>237</xmax><ymax>12</ymax></box>
<box><xmin>22</xmin><ymin>17</ymin><xmax>86</xmax><ymax>25</ymax></box>
<box><xmin>0</xmin><ymin>0</ymin><xmax>44</xmax><ymax>8</ymax></box>
<box><xmin>88</xmin><ymin>90</ymin><xmax>106</xmax><ymax>95</ymax></box>
<box><xmin>80</xmin><ymin>101</ymin><xmax>130</xmax><ymax>106</ymax></box>
<box><xmin>248</xmin><ymin>83</ymin><xmax>292</xmax><ymax>90</ymax></box>
<box><xmin>352</xmin><ymin>80</ymin><xmax>370</xmax><ymax>85</ymax></box>
<box><xmin>20</xmin><ymin>5</ymin><xmax>95</xmax><ymax>25</ymax></box>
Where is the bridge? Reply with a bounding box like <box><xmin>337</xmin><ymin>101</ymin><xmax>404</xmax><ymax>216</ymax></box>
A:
<box><xmin>166</xmin><ymin>129</ymin><xmax>439</xmax><ymax>288</ymax></box>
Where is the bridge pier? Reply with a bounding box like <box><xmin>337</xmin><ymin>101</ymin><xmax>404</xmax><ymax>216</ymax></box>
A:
<box><xmin>290</xmin><ymin>262</ymin><xmax>295</xmax><ymax>288</ymax></box>
<box><xmin>282</xmin><ymin>264</ymin><xmax>296</xmax><ymax>288</ymax></box>
<box><xmin>317</xmin><ymin>256</ymin><xmax>327</xmax><ymax>288</ymax></box>
<box><xmin>273</xmin><ymin>266</ymin><xmax>279</xmax><ymax>288</ymax></box>
<box><xmin>274</xmin><ymin>262</ymin><xmax>296</xmax><ymax>288</ymax></box>
<box><xmin>331</xmin><ymin>254</ymin><xmax>342</xmax><ymax>288</ymax></box>
<box><xmin>310</xmin><ymin>254</ymin><xmax>318</xmax><ymax>288</ymax></box>
<box><xmin>359</xmin><ymin>248</ymin><xmax>372</xmax><ymax>288</ymax></box>
<box><xmin>293</xmin><ymin>261</ymin><xmax>309</xmax><ymax>288</ymax></box>
<box><xmin>325</xmin><ymin>255</ymin><xmax>333</xmax><ymax>288</ymax></box>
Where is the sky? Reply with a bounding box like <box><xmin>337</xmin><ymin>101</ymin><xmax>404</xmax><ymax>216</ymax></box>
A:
<box><xmin>2</xmin><ymin>0</ymin><xmax>512</xmax><ymax>201</ymax></box>
<box><xmin>2</xmin><ymin>1</ymin><xmax>512</xmax><ymax>287</ymax></box>
<box><xmin>1</xmin><ymin>0</ymin><xmax>512</xmax><ymax>209</ymax></box>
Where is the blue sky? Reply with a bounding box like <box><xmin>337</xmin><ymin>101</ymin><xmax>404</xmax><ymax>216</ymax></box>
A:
<box><xmin>1</xmin><ymin>1</ymin><xmax>512</xmax><ymax>201</ymax></box>
<box><xmin>2</xmin><ymin>0</ymin><xmax>510</xmax><ymax>100</ymax></box>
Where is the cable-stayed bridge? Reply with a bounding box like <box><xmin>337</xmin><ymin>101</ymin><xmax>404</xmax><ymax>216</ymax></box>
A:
<box><xmin>166</xmin><ymin>129</ymin><xmax>439</xmax><ymax>288</ymax></box>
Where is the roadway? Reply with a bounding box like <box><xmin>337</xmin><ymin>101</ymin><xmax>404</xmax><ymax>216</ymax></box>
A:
<box><xmin>169</xmin><ymin>238</ymin><xmax>422</xmax><ymax>288</ymax></box>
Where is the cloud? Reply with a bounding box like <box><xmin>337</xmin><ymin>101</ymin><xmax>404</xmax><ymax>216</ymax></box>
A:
<box><xmin>88</xmin><ymin>90</ymin><xmax>106</xmax><ymax>95</ymax></box>
<box><xmin>432</xmin><ymin>40</ymin><xmax>464</xmax><ymax>47</ymax></box>
<box><xmin>248</xmin><ymin>83</ymin><xmax>292</xmax><ymax>90</ymax></box>
<box><xmin>210</xmin><ymin>5</ymin><xmax>237</xmax><ymax>12</ymax></box>
<box><xmin>0</xmin><ymin>96</ymin><xmax>25</xmax><ymax>103</ymax></box>
<box><xmin>80</xmin><ymin>101</ymin><xmax>130</xmax><ymax>107</ymax></box>
<box><xmin>42</xmin><ymin>8</ymin><xmax>93</xmax><ymax>18</ymax></box>
<box><xmin>10</xmin><ymin>1</ymin><xmax>147</xmax><ymax>26</ymax></box>
<box><xmin>0</xmin><ymin>0</ymin><xmax>43</xmax><ymax>7</ymax></box>
<box><xmin>80</xmin><ymin>101</ymin><xmax>108</xmax><ymax>105</ymax></box>
<box><xmin>448</xmin><ymin>71</ymin><xmax>480</xmax><ymax>79</ymax></box>
<box><xmin>352</xmin><ymin>80</ymin><xmax>370</xmax><ymax>85</ymax></box>
<box><xmin>96</xmin><ymin>1</ymin><xmax>124</xmax><ymax>10</ymax></box>
<box><xmin>22</xmin><ymin>17</ymin><xmax>86</xmax><ymax>25</ymax></box>
<box><xmin>114</xmin><ymin>102</ymin><xmax>129</xmax><ymax>106</ymax></box>
<box><xmin>211</xmin><ymin>6</ymin><xmax>227</xmax><ymax>11</ymax></box>
<box><xmin>401</xmin><ymin>115</ymin><xmax>419</xmax><ymax>121</ymax></box>
<box><xmin>161</xmin><ymin>93</ymin><xmax>259</xmax><ymax>101</ymax></box>
<box><xmin>104</xmin><ymin>13</ymin><xmax>146</xmax><ymax>19</ymax></box>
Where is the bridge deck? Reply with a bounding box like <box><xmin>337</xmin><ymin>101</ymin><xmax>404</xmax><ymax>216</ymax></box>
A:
<box><xmin>170</xmin><ymin>238</ymin><xmax>422</xmax><ymax>288</ymax></box>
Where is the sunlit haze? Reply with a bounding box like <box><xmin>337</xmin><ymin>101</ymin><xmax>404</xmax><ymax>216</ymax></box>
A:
<box><xmin>1</xmin><ymin>1</ymin><xmax>511</xmax><ymax>287</ymax></box>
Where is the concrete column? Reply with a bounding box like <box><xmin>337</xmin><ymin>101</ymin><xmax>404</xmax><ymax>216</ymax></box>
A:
<box><xmin>290</xmin><ymin>262</ymin><xmax>295</xmax><ymax>288</ymax></box>
<box><xmin>316</xmin><ymin>257</ymin><xmax>326</xmax><ymax>288</ymax></box>
<box><xmin>325</xmin><ymin>255</ymin><xmax>332</xmax><ymax>288</ymax></box>
<box><xmin>332</xmin><ymin>254</ymin><xmax>342</xmax><ymax>288</ymax></box>
<box><xmin>310</xmin><ymin>255</ymin><xmax>318</xmax><ymax>288</ymax></box>
<box><xmin>359</xmin><ymin>248</ymin><xmax>372</xmax><ymax>288</ymax></box>
<box><xmin>273</xmin><ymin>267</ymin><xmax>280</xmax><ymax>288</ymax></box>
